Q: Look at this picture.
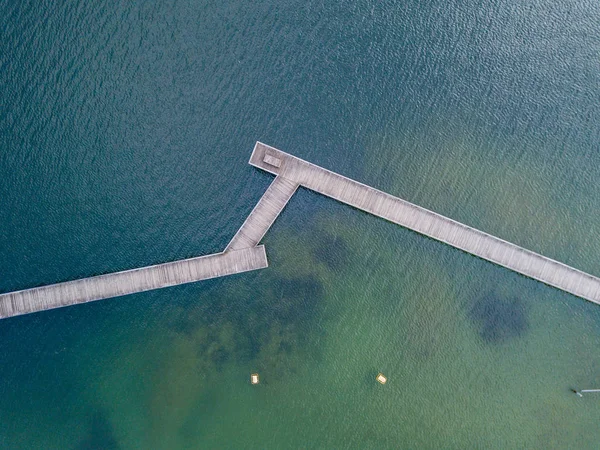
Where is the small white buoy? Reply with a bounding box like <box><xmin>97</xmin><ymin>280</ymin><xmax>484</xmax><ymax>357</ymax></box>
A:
<box><xmin>251</xmin><ymin>373</ymin><xmax>260</xmax><ymax>385</ymax></box>
<box><xmin>376</xmin><ymin>373</ymin><xmax>387</xmax><ymax>385</ymax></box>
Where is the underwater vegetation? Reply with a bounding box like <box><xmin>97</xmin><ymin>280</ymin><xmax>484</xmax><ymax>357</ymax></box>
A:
<box><xmin>312</xmin><ymin>233</ymin><xmax>350</xmax><ymax>271</ymax></box>
<box><xmin>469</xmin><ymin>292</ymin><xmax>528</xmax><ymax>344</ymax></box>
<box><xmin>166</xmin><ymin>270</ymin><xmax>327</xmax><ymax>379</ymax></box>
<box><xmin>77</xmin><ymin>409</ymin><xmax>119</xmax><ymax>450</ymax></box>
<box><xmin>161</xmin><ymin>220</ymin><xmax>355</xmax><ymax>382</ymax></box>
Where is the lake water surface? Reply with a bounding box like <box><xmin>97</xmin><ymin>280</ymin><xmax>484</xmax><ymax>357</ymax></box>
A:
<box><xmin>1</xmin><ymin>0</ymin><xmax>600</xmax><ymax>448</ymax></box>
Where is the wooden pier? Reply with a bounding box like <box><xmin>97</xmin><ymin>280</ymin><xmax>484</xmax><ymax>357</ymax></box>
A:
<box><xmin>0</xmin><ymin>247</ymin><xmax>267</xmax><ymax>318</ymax></box>
<box><xmin>250</xmin><ymin>142</ymin><xmax>600</xmax><ymax>305</ymax></box>
<box><xmin>1</xmin><ymin>141</ymin><xmax>599</xmax><ymax>320</ymax></box>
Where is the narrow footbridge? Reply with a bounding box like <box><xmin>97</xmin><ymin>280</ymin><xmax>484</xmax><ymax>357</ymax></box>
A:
<box><xmin>1</xmin><ymin>142</ymin><xmax>599</xmax><ymax>319</ymax></box>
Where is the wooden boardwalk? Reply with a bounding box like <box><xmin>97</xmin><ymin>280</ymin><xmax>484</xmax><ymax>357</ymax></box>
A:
<box><xmin>250</xmin><ymin>142</ymin><xmax>600</xmax><ymax>305</ymax></box>
<box><xmin>0</xmin><ymin>247</ymin><xmax>267</xmax><ymax>319</ymax></box>
<box><xmin>226</xmin><ymin>176</ymin><xmax>298</xmax><ymax>251</ymax></box>
<box><xmin>2</xmin><ymin>140</ymin><xmax>599</xmax><ymax>320</ymax></box>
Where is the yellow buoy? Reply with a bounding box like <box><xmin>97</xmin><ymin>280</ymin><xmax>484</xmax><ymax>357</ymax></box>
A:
<box><xmin>251</xmin><ymin>373</ymin><xmax>260</xmax><ymax>385</ymax></box>
<box><xmin>376</xmin><ymin>373</ymin><xmax>387</xmax><ymax>385</ymax></box>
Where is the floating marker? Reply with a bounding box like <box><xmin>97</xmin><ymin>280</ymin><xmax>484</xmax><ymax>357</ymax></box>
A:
<box><xmin>574</xmin><ymin>388</ymin><xmax>600</xmax><ymax>397</ymax></box>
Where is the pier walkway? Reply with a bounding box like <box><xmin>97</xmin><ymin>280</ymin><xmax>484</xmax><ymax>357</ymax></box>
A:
<box><xmin>250</xmin><ymin>142</ymin><xmax>600</xmax><ymax>305</ymax></box>
<box><xmin>0</xmin><ymin>247</ymin><xmax>267</xmax><ymax>318</ymax></box>
<box><xmin>226</xmin><ymin>176</ymin><xmax>298</xmax><ymax>251</ymax></box>
<box><xmin>1</xmin><ymin>141</ymin><xmax>599</xmax><ymax>319</ymax></box>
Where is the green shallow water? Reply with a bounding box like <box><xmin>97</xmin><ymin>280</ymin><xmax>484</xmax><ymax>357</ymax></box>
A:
<box><xmin>1</xmin><ymin>0</ymin><xmax>600</xmax><ymax>448</ymax></box>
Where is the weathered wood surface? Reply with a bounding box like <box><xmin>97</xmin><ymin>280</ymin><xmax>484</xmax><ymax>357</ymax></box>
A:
<box><xmin>250</xmin><ymin>142</ymin><xmax>600</xmax><ymax>305</ymax></box>
<box><xmin>2</xmin><ymin>140</ymin><xmax>599</xmax><ymax>320</ymax></box>
<box><xmin>226</xmin><ymin>175</ymin><xmax>298</xmax><ymax>251</ymax></box>
<box><xmin>0</xmin><ymin>246</ymin><xmax>268</xmax><ymax>319</ymax></box>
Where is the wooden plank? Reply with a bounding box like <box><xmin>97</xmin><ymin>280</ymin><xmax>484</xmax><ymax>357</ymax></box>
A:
<box><xmin>250</xmin><ymin>142</ymin><xmax>600</xmax><ymax>305</ymax></box>
<box><xmin>0</xmin><ymin>246</ymin><xmax>268</xmax><ymax>319</ymax></box>
<box><xmin>226</xmin><ymin>175</ymin><xmax>298</xmax><ymax>251</ymax></box>
<box><xmin>3</xmin><ymin>140</ymin><xmax>599</xmax><ymax>320</ymax></box>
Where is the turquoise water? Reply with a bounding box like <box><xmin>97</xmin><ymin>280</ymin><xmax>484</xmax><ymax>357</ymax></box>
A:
<box><xmin>1</xmin><ymin>0</ymin><xmax>600</xmax><ymax>448</ymax></box>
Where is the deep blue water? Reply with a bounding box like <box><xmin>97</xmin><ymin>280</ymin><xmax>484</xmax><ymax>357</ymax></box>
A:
<box><xmin>1</xmin><ymin>0</ymin><xmax>600</xmax><ymax>448</ymax></box>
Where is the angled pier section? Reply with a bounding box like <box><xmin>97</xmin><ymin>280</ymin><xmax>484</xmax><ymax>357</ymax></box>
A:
<box><xmin>226</xmin><ymin>176</ymin><xmax>298</xmax><ymax>251</ymax></box>
<box><xmin>250</xmin><ymin>142</ymin><xmax>600</xmax><ymax>305</ymax></box>
<box><xmin>0</xmin><ymin>247</ymin><xmax>267</xmax><ymax>319</ymax></box>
